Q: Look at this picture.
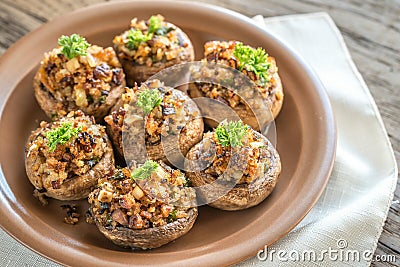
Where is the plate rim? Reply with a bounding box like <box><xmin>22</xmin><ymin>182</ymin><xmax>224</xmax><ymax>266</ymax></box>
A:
<box><xmin>0</xmin><ymin>1</ymin><xmax>336</xmax><ymax>266</ymax></box>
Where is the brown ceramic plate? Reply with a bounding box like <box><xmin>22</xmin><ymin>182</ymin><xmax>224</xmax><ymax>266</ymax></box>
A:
<box><xmin>0</xmin><ymin>1</ymin><xmax>336</xmax><ymax>266</ymax></box>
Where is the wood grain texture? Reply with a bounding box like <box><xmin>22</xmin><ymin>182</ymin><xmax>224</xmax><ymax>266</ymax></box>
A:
<box><xmin>0</xmin><ymin>0</ymin><xmax>398</xmax><ymax>266</ymax></box>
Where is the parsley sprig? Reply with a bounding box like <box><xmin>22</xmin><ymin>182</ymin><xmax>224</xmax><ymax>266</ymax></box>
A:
<box><xmin>136</xmin><ymin>88</ymin><xmax>162</xmax><ymax>115</ymax></box>
<box><xmin>58</xmin><ymin>34</ymin><xmax>90</xmax><ymax>60</ymax></box>
<box><xmin>215</xmin><ymin>120</ymin><xmax>248</xmax><ymax>147</ymax></box>
<box><xmin>46</xmin><ymin>122</ymin><xmax>82</xmax><ymax>152</ymax></box>
<box><xmin>126</xmin><ymin>29</ymin><xmax>152</xmax><ymax>50</ymax></box>
<box><xmin>131</xmin><ymin>160</ymin><xmax>159</xmax><ymax>180</ymax></box>
<box><xmin>126</xmin><ymin>15</ymin><xmax>169</xmax><ymax>50</ymax></box>
<box><xmin>148</xmin><ymin>15</ymin><xmax>162</xmax><ymax>34</ymax></box>
<box><xmin>233</xmin><ymin>42</ymin><xmax>271</xmax><ymax>85</ymax></box>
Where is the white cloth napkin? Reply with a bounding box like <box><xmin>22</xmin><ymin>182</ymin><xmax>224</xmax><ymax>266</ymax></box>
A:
<box><xmin>0</xmin><ymin>12</ymin><xmax>397</xmax><ymax>267</ymax></box>
<box><xmin>235</xmin><ymin>13</ymin><xmax>398</xmax><ymax>267</ymax></box>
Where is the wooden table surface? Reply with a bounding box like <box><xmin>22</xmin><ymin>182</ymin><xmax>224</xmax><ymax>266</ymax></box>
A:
<box><xmin>0</xmin><ymin>0</ymin><xmax>399</xmax><ymax>266</ymax></box>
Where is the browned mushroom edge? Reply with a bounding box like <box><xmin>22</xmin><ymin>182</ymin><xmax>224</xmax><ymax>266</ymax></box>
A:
<box><xmin>113</xmin><ymin>15</ymin><xmax>194</xmax><ymax>86</ymax></box>
<box><xmin>185</xmin><ymin>125</ymin><xmax>281</xmax><ymax>211</ymax></box>
<box><xmin>188</xmin><ymin>40</ymin><xmax>283</xmax><ymax>131</ymax></box>
<box><xmin>25</xmin><ymin>110</ymin><xmax>115</xmax><ymax>201</ymax></box>
<box><xmin>34</xmin><ymin>44</ymin><xmax>126</xmax><ymax>122</ymax></box>
<box><xmin>104</xmin><ymin>79</ymin><xmax>204</xmax><ymax>164</ymax></box>
<box><xmin>88</xmin><ymin>163</ymin><xmax>197</xmax><ymax>249</ymax></box>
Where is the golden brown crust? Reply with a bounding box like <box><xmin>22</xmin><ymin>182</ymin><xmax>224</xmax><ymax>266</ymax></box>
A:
<box><xmin>42</xmin><ymin>142</ymin><xmax>114</xmax><ymax>200</ymax></box>
<box><xmin>33</xmin><ymin>45</ymin><xmax>126</xmax><ymax>122</ymax></box>
<box><xmin>188</xmin><ymin>41</ymin><xmax>284</xmax><ymax>131</ymax></box>
<box><xmin>144</xmin><ymin>90</ymin><xmax>204</xmax><ymax>163</ymax></box>
<box><xmin>25</xmin><ymin>113</ymin><xmax>115</xmax><ymax>201</ymax></box>
<box><xmin>189</xmin><ymin>81</ymin><xmax>283</xmax><ymax>131</ymax></box>
<box><xmin>25</xmin><ymin>130</ymin><xmax>114</xmax><ymax>201</ymax></box>
<box><xmin>185</xmin><ymin>131</ymin><xmax>281</xmax><ymax>211</ymax></box>
<box><xmin>118</xmin><ymin>33</ymin><xmax>194</xmax><ymax>86</ymax></box>
<box><xmin>270</xmin><ymin>70</ymin><xmax>284</xmax><ymax>119</ymax></box>
<box><xmin>89</xmin><ymin>163</ymin><xmax>197</xmax><ymax>249</ymax></box>
<box><xmin>105</xmin><ymin>82</ymin><xmax>203</xmax><ymax>163</ymax></box>
<box><xmin>113</xmin><ymin>17</ymin><xmax>194</xmax><ymax>86</ymax></box>
<box><xmin>34</xmin><ymin>74</ymin><xmax>125</xmax><ymax>122</ymax></box>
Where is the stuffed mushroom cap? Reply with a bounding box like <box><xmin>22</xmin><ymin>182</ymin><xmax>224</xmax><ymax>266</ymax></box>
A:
<box><xmin>34</xmin><ymin>34</ymin><xmax>126</xmax><ymax>122</ymax></box>
<box><xmin>189</xmin><ymin>41</ymin><xmax>284</xmax><ymax>131</ymax></box>
<box><xmin>25</xmin><ymin>110</ymin><xmax>114</xmax><ymax>201</ymax></box>
<box><xmin>88</xmin><ymin>161</ymin><xmax>197</xmax><ymax>249</ymax></box>
<box><xmin>113</xmin><ymin>14</ymin><xmax>194</xmax><ymax>86</ymax></box>
<box><xmin>185</xmin><ymin>120</ymin><xmax>281</xmax><ymax>210</ymax></box>
<box><xmin>105</xmin><ymin>79</ymin><xmax>203</xmax><ymax>165</ymax></box>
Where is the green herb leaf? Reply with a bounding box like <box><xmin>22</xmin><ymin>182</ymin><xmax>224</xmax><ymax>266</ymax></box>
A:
<box><xmin>113</xmin><ymin>169</ymin><xmax>126</xmax><ymax>180</ymax></box>
<box><xmin>136</xmin><ymin>88</ymin><xmax>162</xmax><ymax>115</ymax></box>
<box><xmin>233</xmin><ymin>42</ymin><xmax>271</xmax><ymax>85</ymax></box>
<box><xmin>148</xmin><ymin>15</ymin><xmax>162</xmax><ymax>34</ymax></box>
<box><xmin>46</xmin><ymin>122</ymin><xmax>82</xmax><ymax>152</ymax></box>
<box><xmin>131</xmin><ymin>160</ymin><xmax>159</xmax><ymax>180</ymax></box>
<box><xmin>184</xmin><ymin>177</ymin><xmax>192</xmax><ymax>187</ymax></box>
<box><xmin>126</xmin><ymin>29</ymin><xmax>152</xmax><ymax>50</ymax></box>
<box><xmin>106</xmin><ymin>214</ymin><xmax>113</xmax><ymax>225</ymax></box>
<box><xmin>126</xmin><ymin>16</ymin><xmax>170</xmax><ymax>50</ymax></box>
<box><xmin>215</xmin><ymin>120</ymin><xmax>248</xmax><ymax>147</ymax></box>
<box><xmin>99</xmin><ymin>95</ymin><xmax>106</xmax><ymax>104</ymax></box>
<box><xmin>155</xmin><ymin>26</ymin><xmax>174</xmax><ymax>36</ymax></box>
<box><xmin>58</xmin><ymin>34</ymin><xmax>90</xmax><ymax>60</ymax></box>
<box><xmin>167</xmin><ymin>209</ymin><xmax>178</xmax><ymax>223</ymax></box>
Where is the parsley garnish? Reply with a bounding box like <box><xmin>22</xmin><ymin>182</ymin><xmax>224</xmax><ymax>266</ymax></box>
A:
<box><xmin>131</xmin><ymin>160</ymin><xmax>159</xmax><ymax>180</ymax></box>
<box><xmin>58</xmin><ymin>34</ymin><xmax>90</xmax><ymax>60</ymax></box>
<box><xmin>126</xmin><ymin>29</ymin><xmax>152</xmax><ymax>50</ymax></box>
<box><xmin>136</xmin><ymin>88</ymin><xmax>162</xmax><ymax>115</ymax></box>
<box><xmin>126</xmin><ymin>15</ymin><xmax>170</xmax><ymax>50</ymax></box>
<box><xmin>148</xmin><ymin>15</ymin><xmax>162</xmax><ymax>34</ymax></box>
<box><xmin>215</xmin><ymin>120</ymin><xmax>248</xmax><ymax>147</ymax></box>
<box><xmin>46</xmin><ymin>122</ymin><xmax>82</xmax><ymax>152</ymax></box>
<box><xmin>233</xmin><ymin>42</ymin><xmax>271</xmax><ymax>85</ymax></box>
<box><xmin>167</xmin><ymin>209</ymin><xmax>178</xmax><ymax>223</ymax></box>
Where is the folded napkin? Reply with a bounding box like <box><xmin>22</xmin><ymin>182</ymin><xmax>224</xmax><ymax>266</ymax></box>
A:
<box><xmin>236</xmin><ymin>13</ymin><xmax>398</xmax><ymax>267</ymax></box>
<box><xmin>0</xmin><ymin>12</ymin><xmax>397</xmax><ymax>267</ymax></box>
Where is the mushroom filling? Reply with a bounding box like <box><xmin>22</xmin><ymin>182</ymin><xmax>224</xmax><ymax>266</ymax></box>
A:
<box><xmin>105</xmin><ymin>80</ymin><xmax>194</xmax><ymax>146</ymax></box>
<box><xmin>195</xmin><ymin>122</ymin><xmax>271</xmax><ymax>184</ymax></box>
<box><xmin>113</xmin><ymin>15</ymin><xmax>189</xmax><ymax>66</ymax></box>
<box><xmin>37</xmin><ymin>43</ymin><xmax>124</xmax><ymax>113</ymax></box>
<box><xmin>26</xmin><ymin>110</ymin><xmax>108</xmax><ymax>190</ymax></box>
<box><xmin>191</xmin><ymin>41</ymin><xmax>283</xmax><ymax>108</ymax></box>
<box><xmin>88</xmin><ymin>163</ymin><xmax>194</xmax><ymax>230</ymax></box>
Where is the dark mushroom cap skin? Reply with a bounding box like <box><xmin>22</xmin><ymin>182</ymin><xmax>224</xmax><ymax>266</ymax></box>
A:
<box><xmin>25</xmin><ymin>110</ymin><xmax>114</xmax><ymax>201</ymax></box>
<box><xmin>189</xmin><ymin>40</ymin><xmax>283</xmax><ymax>131</ymax></box>
<box><xmin>113</xmin><ymin>15</ymin><xmax>194</xmax><ymax>86</ymax></box>
<box><xmin>88</xmin><ymin>164</ymin><xmax>197</xmax><ymax>249</ymax></box>
<box><xmin>33</xmin><ymin>44</ymin><xmax>126</xmax><ymax>122</ymax></box>
<box><xmin>185</xmin><ymin>127</ymin><xmax>281</xmax><ymax>211</ymax></box>
<box><xmin>104</xmin><ymin>79</ymin><xmax>203</xmax><ymax>164</ymax></box>
<box><xmin>94</xmin><ymin>208</ymin><xmax>197</xmax><ymax>249</ymax></box>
